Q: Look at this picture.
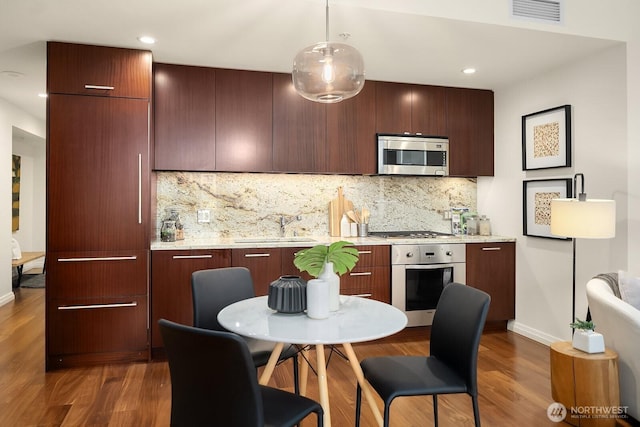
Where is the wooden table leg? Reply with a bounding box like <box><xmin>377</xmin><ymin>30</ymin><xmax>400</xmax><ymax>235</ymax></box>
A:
<box><xmin>343</xmin><ymin>343</ymin><xmax>384</xmax><ymax>427</ymax></box>
<box><xmin>300</xmin><ymin>345</ymin><xmax>310</xmax><ymax>396</ymax></box>
<box><xmin>315</xmin><ymin>344</ymin><xmax>331</xmax><ymax>427</ymax></box>
<box><xmin>259</xmin><ymin>342</ymin><xmax>283</xmax><ymax>385</ymax></box>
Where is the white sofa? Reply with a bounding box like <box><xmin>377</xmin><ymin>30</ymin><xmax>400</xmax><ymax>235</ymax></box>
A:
<box><xmin>586</xmin><ymin>277</ymin><xmax>640</xmax><ymax>421</ymax></box>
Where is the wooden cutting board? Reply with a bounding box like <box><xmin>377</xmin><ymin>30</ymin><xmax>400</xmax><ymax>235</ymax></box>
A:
<box><xmin>328</xmin><ymin>187</ymin><xmax>354</xmax><ymax>236</ymax></box>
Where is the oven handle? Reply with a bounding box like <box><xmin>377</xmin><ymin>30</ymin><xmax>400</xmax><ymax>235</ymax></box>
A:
<box><xmin>400</xmin><ymin>263</ymin><xmax>465</xmax><ymax>269</ymax></box>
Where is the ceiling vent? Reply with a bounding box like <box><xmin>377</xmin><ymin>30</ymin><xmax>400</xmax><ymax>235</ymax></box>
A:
<box><xmin>511</xmin><ymin>0</ymin><xmax>563</xmax><ymax>24</ymax></box>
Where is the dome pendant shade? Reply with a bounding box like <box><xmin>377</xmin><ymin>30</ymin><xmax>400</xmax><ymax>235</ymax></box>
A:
<box><xmin>293</xmin><ymin>42</ymin><xmax>365</xmax><ymax>103</ymax></box>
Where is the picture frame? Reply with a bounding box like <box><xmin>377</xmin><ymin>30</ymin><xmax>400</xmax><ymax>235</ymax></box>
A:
<box><xmin>523</xmin><ymin>178</ymin><xmax>572</xmax><ymax>239</ymax></box>
<box><xmin>522</xmin><ymin>105</ymin><xmax>571</xmax><ymax>170</ymax></box>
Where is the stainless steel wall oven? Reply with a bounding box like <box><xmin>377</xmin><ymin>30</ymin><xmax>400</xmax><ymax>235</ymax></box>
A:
<box><xmin>390</xmin><ymin>243</ymin><xmax>466</xmax><ymax>327</ymax></box>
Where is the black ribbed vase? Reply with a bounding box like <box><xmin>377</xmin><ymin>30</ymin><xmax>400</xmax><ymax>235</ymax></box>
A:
<box><xmin>267</xmin><ymin>275</ymin><xmax>307</xmax><ymax>313</ymax></box>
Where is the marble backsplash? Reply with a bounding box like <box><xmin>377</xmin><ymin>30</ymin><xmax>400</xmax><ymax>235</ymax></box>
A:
<box><xmin>155</xmin><ymin>172</ymin><xmax>477</xmax><ymax>240</ymax></box>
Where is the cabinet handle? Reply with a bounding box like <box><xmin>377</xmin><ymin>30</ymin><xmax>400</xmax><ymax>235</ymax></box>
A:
<box><xmin>349</xmin><ymin>271</ymin><xmax>372</xmax><ymax>276</ymax></box>
<box><xmin>358</xmin><ymin>250</ymin><xmax>372</xmax><ymax>255</ymax></box>
<box><xmin>351</xmin><ymin>293</ymin><xmax>372</xmax><ymax>298</ymax></box>
<box><xmin>172</xmin><ymin>255</ymin><xmax>213</xmax><ymax>260</ymax></box>
<box><xmin>481</xmin><ymin>247</ymin><xmax>502</xmax><ymax>251</ymax></box>
<box><xmin>244</xmin><ymin>253</ymin><xmax>271</xmax><ymax>258</ymax></box>
<box><xmin>84</xmin><ymin>84</ymin><xmax>115</xmax><ymax>90</ymax></box>
<box><xmin>58</xmin><ymin>301</ymin><xmax>137</xmax><ymax>310</ymax></box>
<box><xmin>57</xmin><ymin>256</ymin><xmax>137</xmax><ymax>262</ymax></box>
<box><xmin>138</xmin><ymin>153</ymin><xmax>142</xmax><ymax>224</ymax></box>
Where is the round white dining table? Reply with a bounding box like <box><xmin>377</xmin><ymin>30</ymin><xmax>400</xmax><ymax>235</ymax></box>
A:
<box><xmin>218</xmin><ymin>295</ymin><xmax>407</xmax><ymax>427</ymax></box>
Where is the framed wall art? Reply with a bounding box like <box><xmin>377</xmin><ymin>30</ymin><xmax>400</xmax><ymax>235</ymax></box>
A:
<box><xmin>523</xmin><ymin>178</ymin><xmax>572</xmax><ymax>239</ymax></box>
<box><xmin>522</xmin><ymin>105</ymin><xmax>571</xmax><ymax>170</ymax></box>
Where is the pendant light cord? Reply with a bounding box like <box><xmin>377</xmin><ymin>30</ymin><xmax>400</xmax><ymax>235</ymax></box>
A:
<box><xmin>325</xmin><ymin>0</ymin><xmax>330</xmax><ymax>42</ymax></box>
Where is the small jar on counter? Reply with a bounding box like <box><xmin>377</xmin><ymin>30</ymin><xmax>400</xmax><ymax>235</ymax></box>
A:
<box><xmin>478</xmin><ymin>215</ymin><xmax>492</xmax><ymax>236</ymax></box>
<box><xmin>161</xmin><ymin>220</ymin><xmax>177</xmax><ymax>242</ymax></box>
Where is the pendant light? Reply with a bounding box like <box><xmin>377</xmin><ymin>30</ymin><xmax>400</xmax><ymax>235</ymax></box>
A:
<box><xmin>292</xmin><ymin>0</ymin><xmax>365</xmax><ymax>103</ymax></box>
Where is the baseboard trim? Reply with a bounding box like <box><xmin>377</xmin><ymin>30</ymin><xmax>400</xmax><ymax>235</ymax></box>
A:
<box><xmin>510</xmin><ymin>320</ymin><xmax>562</xmax><ymax>346</ymax></box>
<box><xmin>0</xmin><ymin>291</ymin><xmax>16</xmax><ymax>307</ymax></box>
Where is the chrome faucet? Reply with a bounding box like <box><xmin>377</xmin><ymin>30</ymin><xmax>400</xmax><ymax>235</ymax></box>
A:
<box><xmin>279</xmin><ymin>215</ymin><xmax>301</xmax><ymax>237</ymax></box>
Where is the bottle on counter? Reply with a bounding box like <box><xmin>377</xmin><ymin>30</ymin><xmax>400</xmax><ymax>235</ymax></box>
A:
<box><xmin>340</xmin><ymin>214</ymin><xmax>350</xmax><ymax>237</ymax></box>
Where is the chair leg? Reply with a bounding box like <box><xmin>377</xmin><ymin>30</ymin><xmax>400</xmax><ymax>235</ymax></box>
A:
<box><xmin>471</xmin><ymin>395</ymin><xmax>481</xmax><ymax>427</ymax></box>
<box><xmin>292</xmin><ymin>354</ymin><xmax>300</xmax><ymax>395</ymax></box>
<box><xmin>355</xmin><ymin>383</ymin><xmax>362</xmax><ymax>427</ymax></box>
<box><xmin>433</xmin><ymin>395</ymin><xmax>438</xmax><ymax>427</ymax></box>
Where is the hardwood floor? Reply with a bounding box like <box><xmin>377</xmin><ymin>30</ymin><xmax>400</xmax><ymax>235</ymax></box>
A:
<box><xmin>0</xmin><ymin>288</ymin><xmax>599</xmax><ymax>426</ymax></box>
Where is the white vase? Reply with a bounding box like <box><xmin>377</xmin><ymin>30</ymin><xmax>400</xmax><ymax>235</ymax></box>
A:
<box><xmin>306</xmin><ymin>278</ymin><xmax>330</xmax><ymax>319</ymax></box>
<box><xmin>320</xmin><ymin>262</ymin><xmax>340</xmax><ymax>311</ymax></box>
<box><xmin>572</xmin><ymin>330</ymin><xmax>605</xmax><ymax>353</ymax></box>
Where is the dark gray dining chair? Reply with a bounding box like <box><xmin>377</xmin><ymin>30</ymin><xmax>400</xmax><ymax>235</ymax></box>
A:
<box><xmin>191</xmin><ymin>267</ymin><xmax>300</xmax><ymax>394</ymax></box>
<box><xmin>355</xmin><ymin>282</ymin><xmax>490</xmax><ymax>427</ymax></box>
<box><xmin>159</xmin><ymin>319</ymin><xmax>323</xmax><ymax>427</ymax></box>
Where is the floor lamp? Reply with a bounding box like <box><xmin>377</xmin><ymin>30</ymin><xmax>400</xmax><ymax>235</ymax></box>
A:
<box><xmin>550</xmin><ymin>173</ymin><xmax>616</xmax><ymax>330</ymax></box>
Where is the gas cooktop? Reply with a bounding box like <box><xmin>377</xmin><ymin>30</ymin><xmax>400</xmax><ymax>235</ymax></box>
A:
<box><xmin>368</xmin><ymin>230</ymin><xmax>455</xmax><ymax>239</ymax></box>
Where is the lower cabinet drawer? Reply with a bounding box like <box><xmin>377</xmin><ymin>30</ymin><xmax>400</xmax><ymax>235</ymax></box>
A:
<box><xmin>46</xmin><ymin>295</ymin><xmax>148</xmax><ymax>369</ymax></box>
<box><xmin>340</xmin><ymin>266</ymin><xmax>390</xmax><ymax>303</ymax></box>
<box><xmin>47</xmin><ymin>250</ymin><xmax>148</xmax><ymax>299</ymax></box>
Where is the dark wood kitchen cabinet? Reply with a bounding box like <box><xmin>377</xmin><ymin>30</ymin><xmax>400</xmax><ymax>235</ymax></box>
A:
<box><xmin>272</xmin><ymin>72</ymin><xmax>327</xmax><ymax>172</ymax></box>
<box><xmin>46</xmin><ymin>42</ymin><xmax>152</xmax><ymax>370</ymax></box>
<box><xmin>151</xmin><ymin>249</ymin><xmax>231</xmax><ymax>354</ymax></box>
<box><xmin>232</xmin><ymin>248</ymin><xmax>283</xmax><ymax>296</ymax></box>
<box><xmin>153</xmin><ymin>63</ymin><xmax>216</xmax><ymax>170</ymax></box>
<box><xmin>446</xmin><ymin>87</ymin><xmax>494</xmax><ymax>176</ymax></box>
<box><xmin>465</xmin><ymin>242</ymin><xmax>515</xmax><ymax>325</ymax></box>
<box><xmin>215</xmin><ymin>69</ymin><xmax>273</xmax><ymax>172</ymax></box>
<box><xmin>326</xmin><ymin>81</ymin><xmax>377</xmax><ymax>174</ymax></box>
<box><xmin>375</xmin><ymin>81</ymin><xmax>447</xmax><ymax>137</ymax></box>
<box><xmin>340</xmin><ymin>245</ymin><xmax>390</xmax><ymax>303</ymax></box>
<box><xmin>47</xmin><ymin>42</ymin><xmax>151</xmax><ymax>98</ymax></box>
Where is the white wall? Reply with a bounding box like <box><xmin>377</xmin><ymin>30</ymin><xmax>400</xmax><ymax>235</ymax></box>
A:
<box><xmin>0</xmin><ymin>99</ymin><xmax>45</xmax><ymax>306</ymax></box>
<box><xmin>12</xmin><ymin>129</ymin><xmax>46</xmax><ymax>274</ymax></box>
<box><xmin>478</xmin><ymin>44</ymin><xmax>630</xmax><ymax>343</ymax></box>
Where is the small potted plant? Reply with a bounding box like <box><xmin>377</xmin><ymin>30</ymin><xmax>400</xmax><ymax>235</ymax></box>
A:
<box><xmin>570</xmin><ymin>318</ymin><xmax>605</xmax><ymax>353</ymax></box>
<box><xmin>294</xmin><ymin>241</ymin><xmax>360</xmax><ymax>318</ymax></box>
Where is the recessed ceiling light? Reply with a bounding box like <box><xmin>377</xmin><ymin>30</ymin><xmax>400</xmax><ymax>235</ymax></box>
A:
<box><xmin>137</xmin><ymin>36</ymin><xmax>156</xmax><ymax>45</ymax></box>
<box><xmin>0</xmin><ymin>70</ymin><xmax>25</xmax><ymax>78</ymax></box>
<box><xmin>462</xmin><ymin>68</ymin><xmax>477</xmax><ymax>75</ymax></box>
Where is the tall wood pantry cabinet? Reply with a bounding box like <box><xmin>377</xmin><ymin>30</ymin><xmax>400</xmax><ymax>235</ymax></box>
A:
<box><xmin>46</xmin><ymin>42</ymin><xmax>152</xmax><ymax>369</ymax></box>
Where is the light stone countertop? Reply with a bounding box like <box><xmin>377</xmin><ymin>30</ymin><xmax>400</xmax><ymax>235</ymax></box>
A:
<box><xmin>150</xmin><ymin>234</ymin><xmax>516</xmax><ymax>250</ymax></box>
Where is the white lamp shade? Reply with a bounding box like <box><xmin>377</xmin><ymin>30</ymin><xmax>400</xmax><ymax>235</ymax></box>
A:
<box><xmin>292</xmin><ymin>42</ymin><xmax>365</xmax><ymax>103</ymax></box>
<box><xmin>550</xmin><ymin>198</ymin><xmax>616</xmax><ymax>239</ymax></box>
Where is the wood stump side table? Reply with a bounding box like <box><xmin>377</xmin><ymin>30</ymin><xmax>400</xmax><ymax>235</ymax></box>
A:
<box><xmin>550</xmin><ymin>341</ymin><xmax>620</xmax><ymax>427</ymax></box>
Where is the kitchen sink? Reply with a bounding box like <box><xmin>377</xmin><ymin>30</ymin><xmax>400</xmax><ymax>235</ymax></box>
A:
<box><xmin>234</xmin><ymin>237</ymin><xmax>317</xmax><ymax>243</ymax></box>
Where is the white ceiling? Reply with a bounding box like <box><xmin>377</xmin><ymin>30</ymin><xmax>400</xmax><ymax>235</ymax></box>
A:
<box><xmin>0</xmin><ymin>0</ymin><xmax>622</xmax><ymax>122</ymax></box>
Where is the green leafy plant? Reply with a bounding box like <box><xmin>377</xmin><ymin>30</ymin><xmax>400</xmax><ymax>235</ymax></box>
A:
<box><xmin>294</xmin><ymin>241</ymin><xmax>360</xmax><ymax>278</ymax></box>
<box><xmin>570</xmin><ymin>318</ymin><xmax>595</xmax><ymax>331</ymax></box>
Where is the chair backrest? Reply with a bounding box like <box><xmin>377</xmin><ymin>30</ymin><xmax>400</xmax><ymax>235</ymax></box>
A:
<box><xmin>429</xmin><ymin>283</ymin><xmax>490</xmax><ymax>394</ymax></box>
<box><xmin>191</xmin><ymin>267</ymin><xmax>255</xmax><ymax>331</ymax></box>
<box><xmin>159</xmin><ymin>318</ymin><xmax>264</xmax><ymax>427</ymax></box>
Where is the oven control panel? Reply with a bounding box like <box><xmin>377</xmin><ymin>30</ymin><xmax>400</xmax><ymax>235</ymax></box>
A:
<box><xmin>391</xmin><ymin>244</ymin><xmax>466</xmax><ymax>265</ymax></box>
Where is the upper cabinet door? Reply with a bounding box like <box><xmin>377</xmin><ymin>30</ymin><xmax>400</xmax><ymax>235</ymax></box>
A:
<box><xmin>326</xmin><ymin>81</ymin><xmax>377</xmax><ymax>174</ymax></box>
<box><xmin>272</xmin><ymin>73</ymin><xmax>327</xmax><ymax>173</ymax></box>
<box><xmin>47</xmin><ymin>42</ymin><xmax>151</xmax><ymax>99</ymax></box>
<box><xmin>153</xmin><ymin>63</ymin><xmax>216</xmax><ymax>171</ymax></box>
<box><xmin>447</xmin><ymin>88</ymin><xmax>494</xmax><ymax>177</ymax></box>
<box><xmin>411</xmin><ymin>84</ymin><xmax>447</xmax><ymax>137</ymax></box>
<box><xmin>375</xmin><ymin>81</ymin><xmax>412</xmax><ymax>135</ymax></box>
<box><xmin>215</xmin><ymin>69</ymin><xmax>273</xmax><ymax>172</ymax></box>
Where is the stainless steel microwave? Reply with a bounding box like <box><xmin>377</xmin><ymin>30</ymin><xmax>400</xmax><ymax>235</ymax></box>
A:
<box><xmin>377</xmin><ymin>134</ymin><xmax>449</xmax><ymax>176</ymax></box>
